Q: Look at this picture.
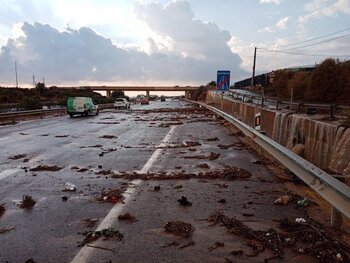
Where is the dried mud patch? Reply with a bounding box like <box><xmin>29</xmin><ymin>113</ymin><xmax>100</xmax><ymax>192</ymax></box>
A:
<box><xmin>30</xmin><ymin>165</ymin><xmax>62</xmax><ymax>172</ymax></box>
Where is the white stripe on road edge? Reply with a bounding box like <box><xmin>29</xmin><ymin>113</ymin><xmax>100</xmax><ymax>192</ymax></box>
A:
<box><xmin>0</xmin><ymin>137</ymin><xmax>8</xmax><ymax>141</ymax></box>
<box><xmin>71</xmin><ymin>125</ymin><xmax>177</xmax><ymax>263</ymax></box>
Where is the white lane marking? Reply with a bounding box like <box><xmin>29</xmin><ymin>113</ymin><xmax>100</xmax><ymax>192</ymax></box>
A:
<box><xmin>0</xmin><ymin>137</ymin><xmax>8</xmax><ymax>141</ymax></box>
<box><xmin>0</xmin><ymin>168</ymin><xmax>21</xmax><ymax>181</ymax></box>
<box><xmin>71</xmin><ymin>125</ymin><xmax>177</xmax><ymax>263</ymax></box>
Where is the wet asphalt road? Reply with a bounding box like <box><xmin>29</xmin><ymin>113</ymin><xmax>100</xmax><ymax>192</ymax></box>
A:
<box><xmin>0</xmin><ymin>100</ymin><xmax>312</xmax><ymax>263</ymax></box>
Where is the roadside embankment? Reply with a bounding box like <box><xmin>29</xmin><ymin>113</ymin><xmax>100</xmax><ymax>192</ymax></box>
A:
<box><xmin>206</xmin><ymin>91</ymin><xmax>350</xmax><ymax>183</ymax></box>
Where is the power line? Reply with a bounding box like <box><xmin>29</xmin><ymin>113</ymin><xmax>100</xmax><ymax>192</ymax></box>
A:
<box><xmin>258</xmin><ymin>47</ymin><xmax>350</xmax><ymax>57</ymax></box>
<box><xmin>283</xmin><ymin>33</ymin><xmax>350</xmax><ymax>51</ymax></box>
<box><xmin>277</xmin><ymin>27</ymin><xmax>350</xmax><ymax>48</ymax></box>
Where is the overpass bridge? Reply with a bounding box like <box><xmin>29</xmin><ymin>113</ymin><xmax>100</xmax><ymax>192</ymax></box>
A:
<box><xmin>57</xmin><ymin>86</ymin><xmax>199</xmax><ymax>98</ymax></box>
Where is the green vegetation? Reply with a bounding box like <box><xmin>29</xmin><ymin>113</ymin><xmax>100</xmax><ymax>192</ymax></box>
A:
<box><xmin>0</xmin><ymin>83</ymin><xmax>113</xmax><ymax>109</ymax></box>
<box><xmin>267</xmin><ymin>58</ymin><xmax>350</xmax><ymax>104</ymax></box>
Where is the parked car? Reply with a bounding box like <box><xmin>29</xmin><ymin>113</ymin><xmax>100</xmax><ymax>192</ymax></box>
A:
<box><xmin>160</xmin><ymin>96</ymin><xmax>166</xmax><ymax>102</ymax></box>
<box><xmin>114</xmin><ymin>98</ymin><xmax>130</xmax><ymax>109</ymax></box>
<box><xmin>141</xmin><ymin>97</ymin><xmax>149</xmax><ymax>105</ymax></box>
<box><xmin>67</xmin><ymin>97</ymin><xmax>99</xmax><ymax>117</ymax></box>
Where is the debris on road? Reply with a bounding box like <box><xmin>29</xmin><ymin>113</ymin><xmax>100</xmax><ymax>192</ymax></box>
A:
<box><xmin>279</xmin><ymin>218</ymin><xmax>350</xmax><ymax>262</ymax></box>
<box><xmin>0</xmin><ymin>204</ymin><xmax>5</xmax><ymax>217</ymax></box>
<box><xmin>208</xmin><ymin>241</ymin><xmax>224</xmax><ymax>251</ymax></box>
<box><xmin>297</xmin><ymin>197</ymin><xmax>308</xmax><ymax>207</ymax></box>
<box><xmin>111</xmin><ymin>166</ymin><xmax>252</xmax><ymax>181</ymax></box>
<box><xmin>97</xmin><ymin>187</ymin><xmax>126</xmax><ymax>203</ymax></box>
<box><xmin>174</xmin><ymin>183</ymin><xmax>183</xmax><ymax>189</ymax></box>
<box><xmin>154</xmin><ymin>185</ymin><xmax>161</xmax><ymax>191</ymax></box>
<box><xmin>274</xmin><ymin>195</ymin><xmax>292</xmax><ymax>205</ymax></box>
<box><xmin>206</xmin><ymin>137</ymin><xmax>219</xmax><ymax>142</ymax></box>
<box><xmin>24</xmin><ymin>259</ymin><xmax>37</xmax><ymax>263</ymax></box>
<box><xmin>218</xmin><ymin>199</ymin><xmax>226</xmax><ymax>204</ymax></box>
<box><xmin>0</xmin><ymin>226</ymin><xmax>15</xmax><ymax>234</ymax></box>
<box><xmin>30</xmin><ymin>165</ymin><xmax>62</xmax><ymax>172</ymax></box>
<box><xmin>79</xmin><ymin>227</ymin><xmax>123</xmax><ymax>247</ymax></box>
<box><xmin>183</xmin><ymin>152</ymin><xmax>220</xmax><ymax>160</ymax></box>
<box><xmin>97</xmin><ymin>121</ymin><xmax>120</xmax><ymax>125</ymax></box>
<box><xmin>99</xmin><ymin>135</ymin><xmax>117</xmax><ymax>139</ymax></box>
<box><xmin>295</xmin><ymin>218</ymin><xmax>306</xmax><ymax>223</ymax></box>
<box><xmin>82</xmin><ymin>218</ymin><xmax>99</xmax><ymax>228</ymax></box>
<box><xmin>230</xmin><ymin>250</ymin><xmax>243</xmax><ymax>256</ymax></box>
<box><xmin>177</xmin><ymin>196</ymin><xmax>192</xmax><ymax>206</ymax></box>
<box><xmin>9</xmin><ymin>154</ymin><xmax>27</xmax><ymax>160</ymax></box>
<box><xmin>118</xmin><ymin>213</ymin><xmax>137</xmax><ymax>223</ymax></box>
<box><xmin>95</xmin><ymin>169</ymin><xmax>112</xmax><ymax>175</ymax></box>
<box><xmin>164</xmin><ymin>221</ymin><xmax>194</xmax><ymax>239</ymax></box>
<box><xmin>71</xmin><ymin>166</ymin><xmax>89</xmax><ymax>173</ymax></box>
<box><xmin>61</xmin><ymin>196</ymin><xmax>68</xmax><ymax>201</ymax></box>
<box><xmin>80</xmin><ymin>144</ymin><xmax>103</xmax><ymax>149</ymax></box>
<box><xmin>196</xmin><ymin>163</ymin><xmax>210</xmax><ymax>169</ymax></box>
<box><xmin>55</xmin><ymin>135</ymin><xmax>69</xmax><ymax>138</ymax></box>
<box><xmin>64</xmin><ymin>182</ymin><xmax>76</xmax><ymax>192</ymax></box>
<box><xmin>207</xmin><ymin>211</ymin><xmax>350</xmax><ymax>262</ymax></box>
<box><xmin>19</xmin><ymin>195</ymin><xmax>36</xmax><ymax>209</ymax></box>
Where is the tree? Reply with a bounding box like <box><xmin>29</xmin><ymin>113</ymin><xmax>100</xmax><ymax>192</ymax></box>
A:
<box><xmin>307</xmin><ymin>58</ymin><xmax>342</xmax><ymax>103</ymax></box>
<box><xmin>111</xmin><ymin>91</ymin><xmax>125</xmax><ymax>99</ymax></box>
<box><xmin>269</xmin><ymin>70</ymin><xmax>294</xmax><ymax>99</ymax></box>
<box><xmin>287</xmin><ymin>71</ymin><xmax>311</xmax><ymax>101</ymax></box>
<box><xmin>19</xmin><ymin>96</ymin><xmax>41</xmax><ymax>110</ymax></box>
<box><xmin>35</xmin><ymin>82</ymin><xmax>47</xmax><ymax>95</ymax></box>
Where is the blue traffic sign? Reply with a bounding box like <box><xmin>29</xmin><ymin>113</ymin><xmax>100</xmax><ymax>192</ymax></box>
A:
<box><xmin>217</xmin><ymin>70</ymin><xmax>230</xmax><ymax>91</ymax></box>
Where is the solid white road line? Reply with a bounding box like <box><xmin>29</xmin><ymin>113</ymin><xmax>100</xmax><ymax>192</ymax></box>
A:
<box><xmin>0</xmin><ymin>137</ymin><xmax>8</xmax><ymax>141</ymax></box>
<box><xmin>70</xmin><ymin>125</ymin><xmax>177</xmax><ymax>263</ymax></box>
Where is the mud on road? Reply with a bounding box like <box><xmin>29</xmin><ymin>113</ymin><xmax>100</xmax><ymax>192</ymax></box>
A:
<box><xmin>0</xmin><ymin>100</ymin><xmax>349</xmax><ymax>263</ymax></box>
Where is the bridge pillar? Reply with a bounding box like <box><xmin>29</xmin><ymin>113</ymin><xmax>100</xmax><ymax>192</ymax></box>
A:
<box><xmin>146</xmin><ymin>90</ymin><xmax>150</xmax><ymax>99</ymax></box>
<box><xmin>106</xmin><ymin>90</ymin><xmax>111</xmax><ymax>99</ymax></box>
<box><xmin>185</xmin><ymin>91</ymin><xmax>189</xmax><ymax>99</ymax></box>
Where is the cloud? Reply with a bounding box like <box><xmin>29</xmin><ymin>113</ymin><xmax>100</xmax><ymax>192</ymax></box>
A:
<box><xmin>276</xmin><ymin>16</ymin><xmax>290</xmax><ymax>29</ymax></box>
<box><xmin>299</xmin><ymin>0</ymin><xmax>350</xmax><ymax>26</ymax></box>
<box><xmin>258</xmin><ymin>16</ymin><xmax>290</xmax><ymax>32</ymax></box>
<box><xmin>0</xmin><ymin>1</ymin><xmax>247</xmax><ymax>86</ymax></box>
<box><xmin>259</xmin><ymin>0</ymin><xmax>282</xmax><ymax>4</ymax></box>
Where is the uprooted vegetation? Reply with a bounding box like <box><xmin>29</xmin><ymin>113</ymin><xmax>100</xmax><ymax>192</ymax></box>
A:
<box><xmin>96</xmin><ymin>166</ymin><xmax>252</xmax><ymax>181</ymax></box>
<box><xmin>207</xmin><ymin>211</ymin><xmax>350</xmax><ymax>262</ymax></box>
<box><xmin>30</xmin><ymin>165</ymin><xmax>62</xmax><ymax>172</ymax></box>
<box><xmin>78</xmin><ymin>228</ymin><xmax>123</xmax><ymax>247</ymax></box>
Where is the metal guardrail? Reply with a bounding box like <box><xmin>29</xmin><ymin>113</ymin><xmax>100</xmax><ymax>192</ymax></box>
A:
<box><xmin>0</xmin><ymin>104</ymin><xmax>115</xmax><ymax>122</ymax></box>
<box><xmin>227</xmin><ymin>90</ymin><xmax>349</xmax><ymax>118</ymax></box>
<box><xmin>0</xmin><ymin>108</ymin><xmax>65</xmax><ymax>118</ymax></box>
<box><xmin>194</xmin><ymin>101</ymin><xmax>350</xmax><ymax>229</ymax></box>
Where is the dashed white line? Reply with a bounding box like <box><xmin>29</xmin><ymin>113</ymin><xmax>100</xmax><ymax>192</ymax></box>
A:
<box><xmin>70</xmin><ymin>125</ymin><xmax>177</xmax><ymax>263</ymax></box>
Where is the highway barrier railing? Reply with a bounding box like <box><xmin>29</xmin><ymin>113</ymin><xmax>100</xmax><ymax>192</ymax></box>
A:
<box><xmin>0</xmin><ymin>104</ymin><xmax>115</xmax><ymax>123</ymax></box>
<box><xmin>227</xmin><ymin>90</ymin><xmax>350</xmax><ymax>118</ymax></box>
<box><xmin>193</xmin><ymin>100</ymin><xmax>350</xmax><ymax>230</ymax></box>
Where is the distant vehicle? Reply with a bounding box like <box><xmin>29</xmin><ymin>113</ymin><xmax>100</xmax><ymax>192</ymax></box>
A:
<box><xmin>67</xmin><ymin>97</ymin><xmax>99</xmax><ymax>117</ymax></box>
<box><xmin>140</xmin><ymin>97</ymin><xmax>149</xmax><ymax>105</ymax></box>
<box><xmin>114</xmin><ymin>98</ymin><xmax>130</xmax><ymax>109</ymax></box>
<box><xmin>160</xmin><ymin>96</ymin><xmax>166</xmax><ymax>102</ymax></box>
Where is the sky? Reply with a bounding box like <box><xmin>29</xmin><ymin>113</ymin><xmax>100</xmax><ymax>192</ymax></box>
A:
<box><xmin>0</xmin><ymin>0</ymin><xmax>349</xmax><ymax>88</ymax></box>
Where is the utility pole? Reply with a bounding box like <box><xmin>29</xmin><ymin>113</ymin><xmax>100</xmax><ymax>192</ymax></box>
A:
<box><xmin>15</xmin><ymin>61</ymin><xmax>18</xmax><ymax>88</ymax></box>
<box><xmin>251</xmin><ymin>47</ymin><xmax>257</xmax><ymax>89</ymax></box>
<box><xmin>33</xmin><ymin>74</ymin><xmax>36</xmax><ymax>88</ymax></box>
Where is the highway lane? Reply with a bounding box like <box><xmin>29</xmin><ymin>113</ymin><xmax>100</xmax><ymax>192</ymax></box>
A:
<box><xmin>0</xmin><ymin>100</ymin><xmax>346</xmax><ymax>263</ymax></box>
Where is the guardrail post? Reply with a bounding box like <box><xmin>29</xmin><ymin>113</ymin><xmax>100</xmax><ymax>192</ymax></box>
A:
<box><xmin>261</xmin><ymin>97</ymin><xmax>264</xmax><ymax>108</ymax></box>
<box><xmin>297</xmin><ymin>103</ymin><xmax>301</xmax><ymax>113</ymax></box>
<box><xmin>276</xmin><ymin>101</ymin><xmax>279</xmax><ymax>110</ymax></box>
<box><xmin>331</xmin><ymin>206</ymin><xmax>343</xmax><ymax>230</ymax></box>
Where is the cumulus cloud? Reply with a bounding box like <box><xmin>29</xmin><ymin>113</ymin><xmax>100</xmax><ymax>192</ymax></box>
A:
<box><xmin>259</xmin><ymin>0</ymin><xmax>282</xmax><ymax>4</ymax></box>
<box><xmin>0</xmin><ymin>1</ymin><xmax>247</xmax><ymax>86</ymax></box>
<box><xmin>258</xmin><ymin>16</ymin><xmax>290</xmax><ymax>32</ymax></box>
<box><xmin>299</xmin><ymin>0</ymin><xmax>350</xmax><ymax>26</ymax></box>
<box><xmin>276</xmin><ymin>16</ymin><xmax>290</xmax><ymax>29</ymax></box>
